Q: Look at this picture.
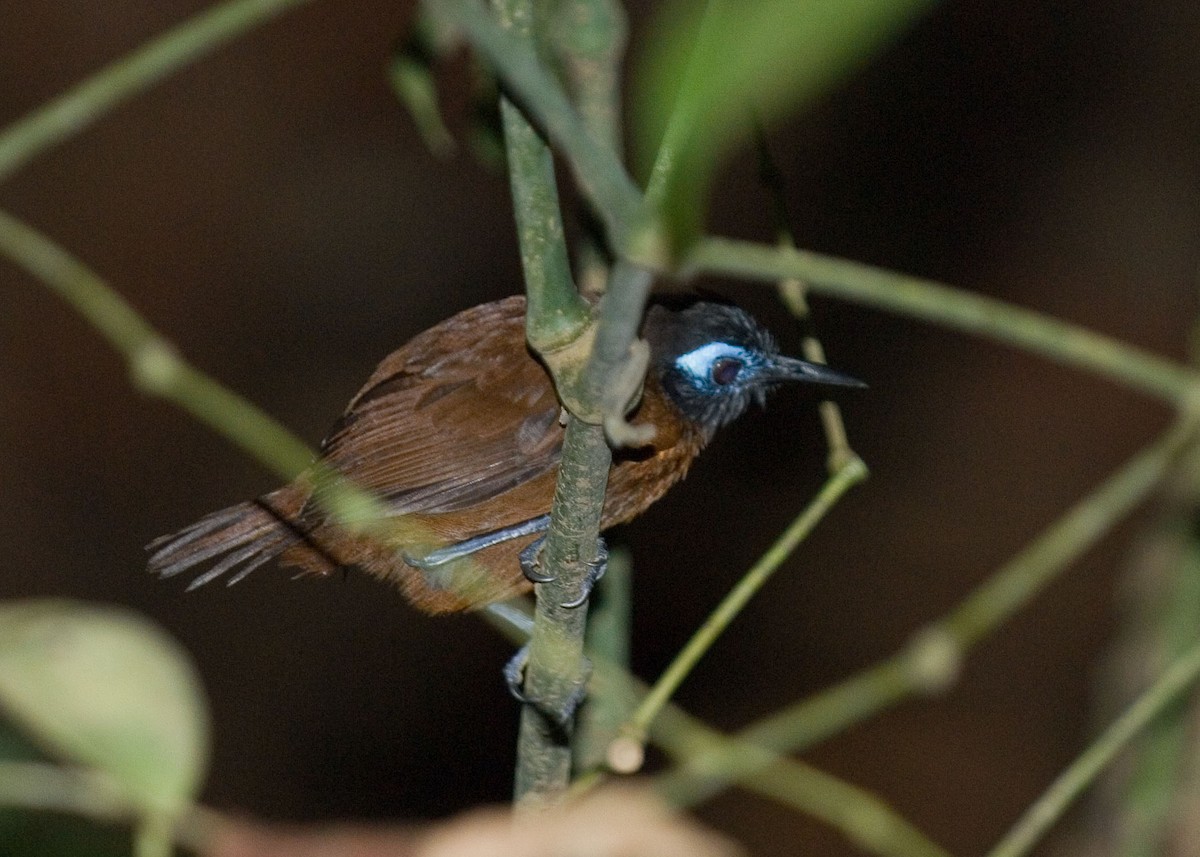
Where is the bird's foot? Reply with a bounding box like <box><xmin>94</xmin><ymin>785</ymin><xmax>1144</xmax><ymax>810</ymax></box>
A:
<box><xmin>519</xmin><ymin>536</ymin><xmax>608</xmax><ymax>609</ymax></box>
<box><xmin>504</xmin><ymin>644</ymin><xmax>591</xmax><ymax>725</ymax></box>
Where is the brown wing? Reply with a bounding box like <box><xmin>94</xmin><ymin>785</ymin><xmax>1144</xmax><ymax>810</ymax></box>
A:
<box><xmin>312</xmin><ymin>296</ymin><xmax>564</xmax><ymax>517</ymax></box>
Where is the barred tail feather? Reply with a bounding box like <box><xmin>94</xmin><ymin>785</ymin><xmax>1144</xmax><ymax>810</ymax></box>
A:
<box><xmin>147</xmin><ymin>488</ymin><xmax>305</xmax><ymax>589</ymax></box>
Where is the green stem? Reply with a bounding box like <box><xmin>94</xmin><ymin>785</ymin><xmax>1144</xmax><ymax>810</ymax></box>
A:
<box><xmin>649</xmin><ymin>704</ymin><xmax>950</xmax><ymax>857</ymax></box>
<box><xmin>506</xmin><ymin>89</ymin><xmax>591</xmax><ymax>350</ymax></box>
<box><xmin>657</xmin><ymin>418</ymin><xmax>1197</xmax><ymax>807</ymax></box>
<box><xmin>493</xmin><ymin>0</ymin><xmax>588</xmax><ymax>351</ymax></box>
<box><xmin>986</xmin><ymin>639</ymin><xmax>1200</xmax><ymax>857</ymax></box>
<box><xmin>493</xmin><ymin>0</ymin><xmax>615</xmax><ymax>807</ymax></box>
<box><xmin>0</xmin><ymin>208</ymin><xmax>419</xmax><ymax>550</ymax></box>
<box><xmin>514</xmin><ymin>418</ymin><xmax>610</xmax><ymax>804</ymax></box>
<box><xmin>548</xmin><ymin>0</ymin><xmax>627</xmax><ymax>153</ymax></box>
<box><xmin>687</xmin><ymin>237</ymin><xmax>1198</xmax><ymax>406</ymax></box>
<box><xmin>0</xmin><ymin>0</ymin><xmax>315</xmax><ymax>184</ymax></box>
<box><xmin>624</xmin><ymin>455</ymin><xmax>868</xmax><ymax>743</ymax></box>
<box><xmin>426</xmin><ymin>0</ymin><xmax>649</xmax><ymax>256</ymax></box>
<box><xmin>0</xmin><ymin>209</ymin><xmax>313</xmax><ymax>478</ymax></box>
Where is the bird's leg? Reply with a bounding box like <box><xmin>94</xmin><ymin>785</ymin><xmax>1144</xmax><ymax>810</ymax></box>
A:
<box><xmin>519</xmin><ymin>535</ymin><xmax>608</xmax><ymax>609</ymax></box>
<box><xmin>402</xmin><ymin>514</ymin><xmax>551</xmax><ymax>571</ymax></box>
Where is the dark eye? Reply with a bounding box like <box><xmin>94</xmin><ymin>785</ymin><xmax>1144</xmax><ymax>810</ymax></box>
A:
<box><xmin>711</xmin><ymin>358</ymin><xmax>743</xmax><ymax>385</ymax></box>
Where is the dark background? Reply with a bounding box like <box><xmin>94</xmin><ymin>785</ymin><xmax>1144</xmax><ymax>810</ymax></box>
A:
<box><xmin>3</xmin><ymin>1</ymin><xmax>1199</xmax><ymax>854</ymax></box>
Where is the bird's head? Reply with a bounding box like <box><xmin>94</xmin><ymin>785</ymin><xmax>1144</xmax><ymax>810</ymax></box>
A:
<box><xmin>644</xmin><ymin>299</ymin><xmax>865</xmax><ymax>438</ymax></box>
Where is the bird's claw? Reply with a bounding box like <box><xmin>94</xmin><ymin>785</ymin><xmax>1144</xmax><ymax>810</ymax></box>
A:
<box><xmin>519</xmin><ymin>536</ymin><xmax>608</xmax><ymax>609</ymax></box>
<box><xmin>561</xmin><ymin>539</ymin><xmax>608</xmax><ymax>609</ymax></box>
<box><xmin>519</xmin><ymin>536</ymin><xmax>555</xmax><ymax>583</ymax></box>
<box><xmin>504</xmin><ymin>644</ymin><xmax>591</xmax><ymax>725</ymax></box>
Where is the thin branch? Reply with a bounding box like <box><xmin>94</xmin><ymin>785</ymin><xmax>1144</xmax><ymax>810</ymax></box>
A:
<box><xmin>514</xmin><ymin>420</ymin><xmax>610</xmax><ymax>804</ymax></box>
<box><xmin>986</xmin><ymin>638</ymin><xmax>1200</xmax><ymax>857</ymax></box>
<box><xmin>655</xmin><ymin>416</ymin><xmax>1199</xmax><ymax>807</ymax></box>
<box><xmin>425</xmin><ymin>0</ymin><xmax>651</xmax><ymax>258</ymax></box>
<box><xmin>0</xmin><ymin>0</ymin><xmax>315</xmax><ymax>184</ymax></box>
<box><xmin>650</xmin><ymin>705</ymin><xmax>952</xmax><ymax>857</ymax></box>
<box><xmin>687</xmin><ymin>237</ymin><xmax>1198</xmax><ymax>407</ymax></box>
<box><xmin>0</xmin><ymin>208</ymin><xmax>437</xmax><ymax>559</ymax></box>
<box><xmin>492</xmin><ymin>0</ymin><xmax>588</xmax><ymax>351</ymax></box>
<box><xmin>0</xmin><ymin>209</ymin><xmax>312</xmax><ymax>478</ymax></box>
<box><xmin>622</xmin><ymin>454</ymin><xmax>868</xmax><ymax>745</ymax></box>
<box><xmin>756</xmin><ymin>126</ymin><xmax>860</xmax><ymax>470</ymax></box>
<box><xmin>495</xmin><ymin>0</ymin><xmax>651</xmax><ymax>807</ymax></box>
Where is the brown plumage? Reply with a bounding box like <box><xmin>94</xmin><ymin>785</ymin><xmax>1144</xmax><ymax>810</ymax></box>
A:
<box><xmin>148</xmin><ymin>295</ymin><xmax>862</xmax><ymax>613</ymax></box>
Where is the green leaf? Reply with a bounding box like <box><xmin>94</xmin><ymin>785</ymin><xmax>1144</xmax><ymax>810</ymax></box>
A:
<box><xmin>632</xmin><ymin>0</ymin><xmax>936</xmax><ymax>251</ymax></box>
<box><xmin>0</xmin><ymin>601</ymin><xmax>209</xmax><ymax>815</ymax></box>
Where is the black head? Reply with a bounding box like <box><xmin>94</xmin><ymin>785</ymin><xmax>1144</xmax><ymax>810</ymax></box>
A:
<box><xmin>643</xmin><ymin>299</ymin><xmax>864</xmax><ymax>439</ymax></box>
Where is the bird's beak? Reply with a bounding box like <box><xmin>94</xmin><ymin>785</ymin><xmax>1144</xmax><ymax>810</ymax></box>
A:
<box><xmin>764</xmin><ymin>355</ymin><xmax>867</xmax><ymax>389</ymax></box>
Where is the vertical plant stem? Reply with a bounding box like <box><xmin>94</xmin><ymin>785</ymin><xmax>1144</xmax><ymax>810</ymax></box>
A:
<box><xmin>514</xmin><ymin>260</ymin><xmax>654</xmax><ymax>803</ymax></box>
<box><xmin>514</xmin><ymin>419</ymin><xmax>610</xmax><ymax>803</ymax></box>
<box><xmin>493</xmin><ymin>0</ymin><xmax>588</xmax><ymax>351</ymax></box>
<box><xmin>426</xmin><ymin>0</ymin><xmax>648</xmax><ymax>254</ymax></box>
<box><xmin>492</xmin><ymin>0</ymin><xmax>627</xmax><ymax>807</ymax></box>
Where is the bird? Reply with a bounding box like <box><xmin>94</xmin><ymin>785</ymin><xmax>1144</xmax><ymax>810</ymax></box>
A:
<box><xmin>147</xmin><ymin>294</ymin><xmax>863</xmax><ymax>614</ymax></box>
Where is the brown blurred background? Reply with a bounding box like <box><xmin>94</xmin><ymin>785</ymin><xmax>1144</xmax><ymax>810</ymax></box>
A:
<box><xmin>2</xmin><ymin>1</ymin><xmax>1199</xmax><ymax>854</ymax></box>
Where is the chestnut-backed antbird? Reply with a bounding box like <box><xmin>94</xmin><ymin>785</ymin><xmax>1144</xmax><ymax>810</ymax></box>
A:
<box><xmin>148</xmin><ymin>295</ymin><xmax>863</xmax><ymax>612</ymax></box>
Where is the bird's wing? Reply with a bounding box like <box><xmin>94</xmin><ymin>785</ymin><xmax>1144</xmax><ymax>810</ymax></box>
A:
<box><xmin>314</xmin><ymin>296</ymin><xmax>565</xmax><ymax>516</ymax></box>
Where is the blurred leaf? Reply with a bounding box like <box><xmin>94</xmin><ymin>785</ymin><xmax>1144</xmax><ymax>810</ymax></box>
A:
<box><xmin>0</xmin><ymin>601</ymin><xmax>210</xmax><ymax>815</ymax></box>
<box><xmin>632</xmin><ymin>0</ymin><xmax>936</xmax><ymax>251</ymax></box>
<box><xmin>390</xmin><ymin>10</ymin><xmax>459</xmax><ymax>158</ymax></box>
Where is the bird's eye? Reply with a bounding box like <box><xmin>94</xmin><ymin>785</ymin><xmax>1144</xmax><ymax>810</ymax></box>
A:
<box><xmin>711</xmin><ymin>358</ymin><xmax>743</xmax><ymax>385</ymax></box>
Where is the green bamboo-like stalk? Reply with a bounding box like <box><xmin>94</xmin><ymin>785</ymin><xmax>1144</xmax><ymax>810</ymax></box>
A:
<box><xmin>426</xmin><ymin>0</ymin><xmax>650</xmax><ymax>256</ymax></box>
<box><xmin>497</xmin><ymin>0</ymin><xmax>649</xmax><ymax>806</ymax></box>
<box><xmin>489</xmin><ymin>0</ymin><xmax>600</xmax><ymax>806</ymax></box>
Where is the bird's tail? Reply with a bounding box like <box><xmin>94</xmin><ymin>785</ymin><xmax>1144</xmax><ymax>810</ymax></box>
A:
<box><xmin>147</xmin><ymin>487</ymin><xmax>307</xmax><ymax>590</ymax></box>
